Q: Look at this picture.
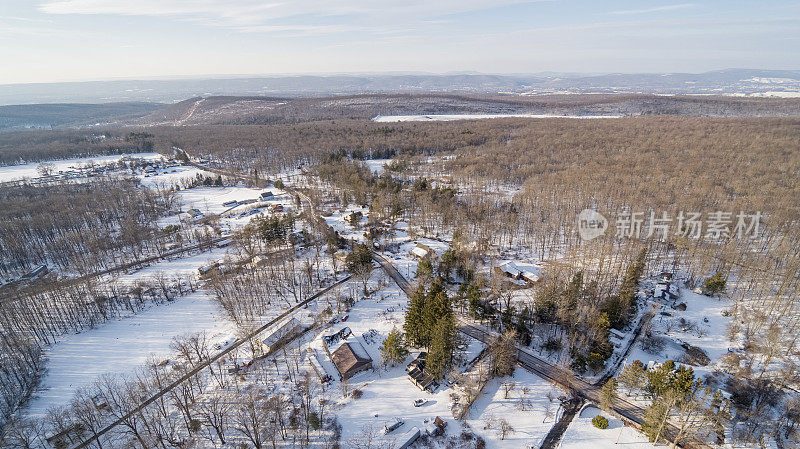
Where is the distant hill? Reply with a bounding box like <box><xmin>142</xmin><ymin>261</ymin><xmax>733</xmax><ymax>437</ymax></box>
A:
<box><xmin>134</xmin><ymin>94</ymin><xmax>800</xmax><ymax>126</ymax></box>
<box><xmin>0</xmin><ymin>103</ymin><xmax>162</xmax><ymax>131</ymax></box>
<box><xmin>1</xmin><ymin>69</ymin><xmax>798</xmax><ymax>105</ymax></box>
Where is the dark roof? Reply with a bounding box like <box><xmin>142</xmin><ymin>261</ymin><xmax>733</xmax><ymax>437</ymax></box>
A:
<box><xmin>331</xmin><ymin>342</ymin><xmax>372</xmax><ymax>379</ymax></box>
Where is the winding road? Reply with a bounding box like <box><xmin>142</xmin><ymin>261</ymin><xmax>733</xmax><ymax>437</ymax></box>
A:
<box><xmin>374</xmin><ymin>251</ymin><xmax>710</xmax><ymax>449</ymax></box>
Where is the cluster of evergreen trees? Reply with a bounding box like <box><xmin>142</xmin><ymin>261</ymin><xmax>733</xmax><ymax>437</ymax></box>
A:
<box><xmin>252</xmin><ymin>212</ymin><xmax>295</xmax><ymax>243</ymax></box>
<box><xmin>403</xmin><ymin>279</ymin><xmax>457</xmax><ymax>380</ymax></box>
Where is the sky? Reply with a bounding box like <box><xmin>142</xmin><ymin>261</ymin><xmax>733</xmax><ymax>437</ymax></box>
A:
<box><xmin>1</xmin><ymin>0</ymin><xmax>799</xmax><ymax>84</ymax></box>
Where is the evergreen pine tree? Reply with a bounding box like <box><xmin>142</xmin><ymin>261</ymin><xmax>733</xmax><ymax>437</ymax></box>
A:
<box><xmin>427</xmin><ymin>314</ymin><xmax>456</xmax><ymax>380</ymax></box>
<box><xmin>380</xmin><ymin>326</ymin><xmax>409</xmax><ymax>366</ymax></box>
<box><xmin>422</xmin><ymin>288</ymin><xmax>451</xmax><ymax>347</ymax></box>
<box><xmin>403</xmin><ymin>285</ymin><xmax>427</xmax><ymax>347</ymax></box>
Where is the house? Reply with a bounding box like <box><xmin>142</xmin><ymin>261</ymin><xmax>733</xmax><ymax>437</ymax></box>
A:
<box><xmin>406</xmin><ymin>352</ymin><xmax>437</xmax><ymax>392</ymax></box>
<box><xmin>260</xmin><ymin>191</ymin><xmax>274</xmax><ymax>200</ymax></box>
<box><xmin>261</xmin><ymin>317</ymin><xmax>300</xmax><ymax>354</ymax></box>
<box><xmin>331</xmin><ymin>341</ymin><xmax>373</xmax><ymax>380</ymax></box>
<box><xmin>410</xmin><ymin>243</ymin><xmax>434</xmax><ymax>260</ymax></box>
<box><xmin>495</xmin><ymin>261</ymin><xmax>539</xmax><ymax>283</ymax></box>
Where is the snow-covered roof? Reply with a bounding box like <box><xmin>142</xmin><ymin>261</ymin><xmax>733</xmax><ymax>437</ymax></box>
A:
<box><xmin>410</xmin><ymin>246</ymin><xmax>428</xmax><ymax>258</ymax></box>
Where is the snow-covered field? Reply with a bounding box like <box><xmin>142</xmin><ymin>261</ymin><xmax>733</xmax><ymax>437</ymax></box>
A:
<box><xmin>561</xmin><ymin>405</ymin><xmax>654</xmax><ymax>449</ymax></box>
<box><xmin>27</xmin><ymin>291</ymin><xmax>236</xmax><ymax>417</ymax></box>
<box><xmin>362</xmin><ymin>159</ymin><xmax>392</xmax><ymax>175</ymax></box>
<box><xmin>465</xmin><ymin>368</ymin><xmax>563</xmax><ymax>449</ymax></box>
<box><xmin>137</xmin><ymin>165</ymin><xmax>216</xmax><ymax>188</ymax></box>
<box><xmin>373</xmin><ymin>114</ymin><xmax>623</xmax><ymax>122</ymax></box>
<box><xmin>0</xmin><ymin>152</ymin><xmax>162</xmax><ymax>182</ymax></box>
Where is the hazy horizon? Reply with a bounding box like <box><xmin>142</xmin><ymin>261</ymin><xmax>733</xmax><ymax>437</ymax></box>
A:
<box><xmin>2</xmin><ymin>1</ymin><xmax>799</xmax><ymax>85</ymax></box>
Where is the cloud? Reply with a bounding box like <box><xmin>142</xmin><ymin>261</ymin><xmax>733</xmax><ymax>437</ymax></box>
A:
<box><xmin>611</xmin><ymin>3</ymin><xmax>694</xmax><ymax>15</ymax></box>
<box><xmin>38</xmin><ymin>0</ymin><xmax>534</xmax><ymax>34</ymax></box>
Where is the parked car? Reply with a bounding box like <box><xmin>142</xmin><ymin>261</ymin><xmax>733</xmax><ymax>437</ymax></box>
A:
<box><xmin>413</xmin><ymin>399</ymin><xmax>427</xmax><ymax>407</ymax></box>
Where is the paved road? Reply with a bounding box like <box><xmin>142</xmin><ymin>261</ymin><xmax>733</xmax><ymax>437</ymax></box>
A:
<box><xmin>374</xmin><ymin>252</ymin><xmax>709</xmax><ymax>449</ymax></box>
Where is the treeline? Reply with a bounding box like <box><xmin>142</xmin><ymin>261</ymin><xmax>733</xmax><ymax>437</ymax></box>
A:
<box><xmin>0</xmin><ymin>177</ymin><xmax>172</xmax><ymax>278</ymax></box>
<box><xmin>0</xmin><ymin>130</ymin><xmax>156</xmax><ymax>166</ymax></box>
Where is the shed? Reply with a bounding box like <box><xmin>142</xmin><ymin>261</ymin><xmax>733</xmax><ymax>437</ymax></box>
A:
<box><xmin>394</xmin><ymin>426</ymin><xmax>420</xmax><ymax>449</ymax></box>
<box><xmin>261</xmin><ymin>317</ymin><xmax>300</xmax><ymax>353</ymax></box>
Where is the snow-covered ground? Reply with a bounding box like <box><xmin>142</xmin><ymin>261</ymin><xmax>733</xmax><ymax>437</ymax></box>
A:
<box><xmin>372</xmin><ymin>114</ymin><xmax>623</xmax><ymax>122</ymax></box>
<box><xmin>362</xmin><ymin>159</ymin><xmax>392</xmax><ymax>175</ymax></box>
<box><xmin>322</xmin><ymin>205</ymin><xmax>370</xmax><ymax>242</ymax></box>
<box><xmin>625</xmin><ymin>287</ymin><xmax>731</xmax><ymax>379</ymax></box>
<box><xmin>466</xmin><ymin>368</ymin><xmax>563</xmax><ymax>449</ymax></box>
<box><xmin>561</xmin><ymin>405</ymin><xmax>655</xmax><ymax>449</ymax></box>
<box><xmin>110</xmin><ymin>247</ymin><xmax>228</xmax><ymax>286</ymax></box>
<box><xmin>137</xmin><ymin>165</ymin><xmax>216</xmax><ymax>188</ymax></box>
<box><xmin>0</xmin><ymin>152</ymin><xmax>162</xmax><ymax>182</ymax></box>
<box><xmin>27</xmin><ymin>290</ymin><xmax>236</xmax><ymax>417</ymax></box>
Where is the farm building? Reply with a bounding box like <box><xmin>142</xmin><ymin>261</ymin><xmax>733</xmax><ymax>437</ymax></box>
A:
<box><xmin>261</xmin><ymin>317</ymin><xmax>301</xmax><ymax>354</ymax></box>
<box><xmin>216</xmin><ymin>238</ymin><xmax>234</xmax><ymax>248</ymax></box>
<box><xmin>260</xmin><ymin>191</ymin><xmax>274</xmax><ymax>200</ymax></box>
<box><xmin>20</xmin><ymin>265</ymin><xmax>48</xmax><ymax>281</ymax></box>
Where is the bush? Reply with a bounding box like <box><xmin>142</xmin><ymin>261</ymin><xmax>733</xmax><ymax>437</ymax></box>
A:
<box><xmin>703</xmin><ymin>271</ymin><xmax>727</xmax><ymax>296</ymax></box>
<box><xmin>592</xmin><ymin>415</ymin><xmax>609</xmax><ymax>429</ymax></box>
<box><xmin>351</xmin><ymin>388</ymin><xmax>363</xmax><ymax>399</ymax></box>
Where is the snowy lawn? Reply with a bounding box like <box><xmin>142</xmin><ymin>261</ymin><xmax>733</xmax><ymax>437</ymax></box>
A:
<box><xmin>626</xmin><ymin>287</ymin><xmax>732</xmax><ymax>378</ymax></box>
<box><xmin>137</xmin><ymin>165</ymin><xmax>217</xmax><ymax>188</ymax></box>
<box><xmin>561</xmin><ymin>405</ymin><xmax>655</xmax><ymax>449</ymax></box>
<box><xmin>466</xmin><ymin>367</ymin><xmax>563</xmax><ymax>449</ymax></box>
<box><xmin>27</xmin><ymin>290</ymin><xmax>236</xmax><ymax>417</ymax></box>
